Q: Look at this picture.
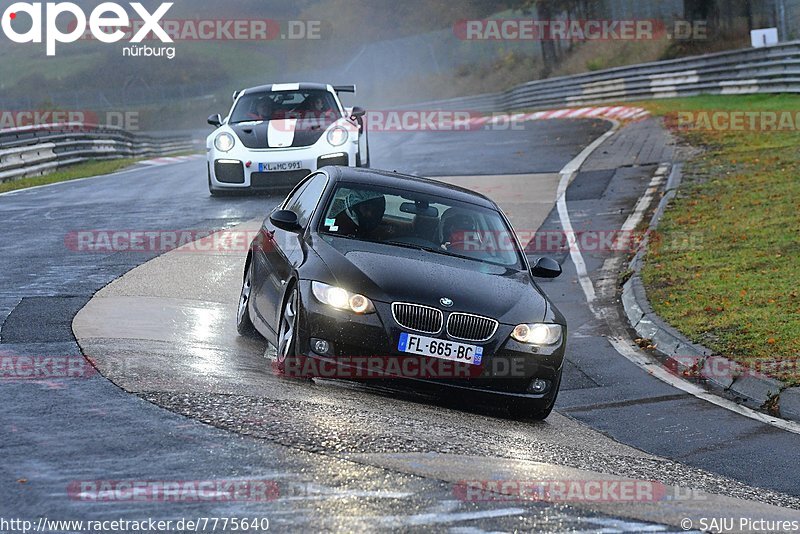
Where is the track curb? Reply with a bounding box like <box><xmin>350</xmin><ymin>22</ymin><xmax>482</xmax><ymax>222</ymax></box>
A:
<box><xmin>621</xmin><ymin>163</ymin><xmax>800</xmax><ymax>423</ymax></box>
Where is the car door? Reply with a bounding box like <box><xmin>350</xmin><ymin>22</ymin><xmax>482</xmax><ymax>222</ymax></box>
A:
<box><xmin>252</xmin><ymin>180</ymin><xmax>310</xmax><ymax>335</ymax></box>
<box><xmin>255</xmin><ymin>174</ymin><xmax>329</xmax><ymax>333</ymax></box>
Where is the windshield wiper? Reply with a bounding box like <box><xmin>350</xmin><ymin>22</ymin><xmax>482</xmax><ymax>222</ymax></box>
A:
<box><xmin>383</xmin><ymin>240</ymin><xmax>442</xmax><ymax>254</ymax></box>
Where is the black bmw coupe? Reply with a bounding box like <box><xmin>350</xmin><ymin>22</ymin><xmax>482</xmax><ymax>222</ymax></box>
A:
<box><xmin>237</xmin><ymin>166</ymin><xmax>566</xmax><ymax>419</ymax></box>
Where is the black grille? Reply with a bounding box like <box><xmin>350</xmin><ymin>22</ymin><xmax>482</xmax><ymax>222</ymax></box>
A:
<box><xmin>250</xmin><ymin>170</ymin><xmax>310</xmax><ymax>190</ymax></box>
<box><xmin>392</xmin><ymin>303</ymin><xmax>443</xmax><ymax>334</ymax></box>
<box><xmin>446</xmin><ymin>313</ymin><xmax>498</xmax><ymax>342</ymax></box>
<box><xmin>214</xmin><ymin>160</ymin><xmax>245</xmax><ymax>184</ymax></box>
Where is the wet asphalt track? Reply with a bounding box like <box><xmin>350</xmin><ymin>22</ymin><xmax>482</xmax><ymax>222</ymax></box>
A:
<box><xmin>1</xmin><ymin>118</ymin><xmax>800</xmax><ymax>530</ymax></box>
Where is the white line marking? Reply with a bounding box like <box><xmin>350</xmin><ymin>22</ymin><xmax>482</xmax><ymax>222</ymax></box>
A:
<box><xmin>613</xmin><ymin>165</ymin><xmax>667</xmax><ymax>250</ymax></box>
<box><xmin>556</xmin><ymin>122</ymin><xmax>620</xmax><ymax>306</ymax></box>
<box><xmin>556</xmin><ymin>141</ymin><xmax>800</xmax><ymax>434</ymax></box>
<box><xmin>375</xmin><ymin>508</ymin><xmax>526</xmax><ymax>527</ymax></box>
<box><xmin>607</xmin><ymin>336</ymin><xmax>800</xmax><ymax>434</ymax></box>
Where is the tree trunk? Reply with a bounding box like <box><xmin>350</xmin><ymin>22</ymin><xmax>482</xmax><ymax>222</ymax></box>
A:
<box><xmin>537</xmin><ymin>1</ymin><xmax>558</xmax><ymax>77</ymax></box>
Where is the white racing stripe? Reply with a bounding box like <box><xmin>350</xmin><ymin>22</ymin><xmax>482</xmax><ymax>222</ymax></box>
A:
<box><xmin>271</xmin><ymin>83</ymin><xmax>300</xmax><ymax>91</ymax></box>
<box><xmin>267</xmin><ymin>118</ymin><xmax>298</xmax><ymax>148</ymax></box>
<box><xmin>556</xmin><ymin>128</ymin><xmax>800</xmax><ymax>435</ymax></box>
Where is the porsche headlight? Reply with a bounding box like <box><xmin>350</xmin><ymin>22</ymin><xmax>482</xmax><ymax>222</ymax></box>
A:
<box><xmin>312</xmin><ymin>282</ymin><xmax>375</xmax><ymax>314</ymax></box>
<box><xmin>511</xmin><ymin>324</ymin><xmax>562</xmax><ymax>345</ymax></box>
<box><xmin>327</xmin><ymin>126</ymin><xmax>348</xmax><ymax>146</ymax></box>
<box><xmin>214</xmin><ymin>132</ymin><xmax>236</xmax><ymax>152</ymax></box>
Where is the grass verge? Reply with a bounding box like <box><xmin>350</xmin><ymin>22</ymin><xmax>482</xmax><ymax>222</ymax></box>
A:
<box><xmin>640</xmin><ymin>94</ymin><xmax>800</xmax><ymax>386</ymax></box>
<box><xmin>0</xmin><ymin>153</ymin><xmax>195</xmax><ymax>195</ymax></box>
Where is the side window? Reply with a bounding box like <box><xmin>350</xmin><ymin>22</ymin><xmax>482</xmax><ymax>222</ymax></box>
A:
<box><xmin>285</xmin><ymin>174</ymin><xmax>327</xmax><ymax>228</ymax></box>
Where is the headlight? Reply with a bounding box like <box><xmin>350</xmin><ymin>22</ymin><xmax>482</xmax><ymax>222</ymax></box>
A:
<box><xmin>327</xmin><ymin>126</ymin><xmax>348</xmax><ymax>146</ymax></box>
<box><xmin>511</xmin><ymin>323</ymin><xmax>562</xmax><ymax>345</ymax></box>
<box><xmin>214</xmin><ymin>132</ymin><xmax>236</xmax><ymax>152</ymax></box>
<box><xmin>312</xmin><ymin>282</ymin><xmax>375</xmax><ymax>314</ymax></box>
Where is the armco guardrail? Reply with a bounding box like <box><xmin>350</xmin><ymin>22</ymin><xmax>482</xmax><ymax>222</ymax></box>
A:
<box><xmin>413</xmin><ymin>41</ymin><xmax>800</xmax><ymax>112</ymax></box>
<box><xmin>0</xmin><ymin>123</ymin><xmax>194</xmax><ymax>184</ymax></box>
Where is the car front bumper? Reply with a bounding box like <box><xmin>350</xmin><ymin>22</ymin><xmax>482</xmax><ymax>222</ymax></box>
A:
<box><xmin>207</xmin><ymin>142</ymin><xmax>357</xmax><ymax>192</ymax></box>
<box><xmin>293</xmin><ymin>281</ymin><xmax>565</xmax><ymax>403</ymax></box>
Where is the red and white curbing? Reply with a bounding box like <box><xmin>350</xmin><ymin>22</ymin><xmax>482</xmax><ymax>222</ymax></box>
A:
<box><xmin>470</xmin><ymin>106</ymin><xmax>649</xmax><ymax>127</ymax></box>
<box><xmin>139</xmin><ymin>154</ymin><xmax>204</xmax><ymax>167</ymax></box>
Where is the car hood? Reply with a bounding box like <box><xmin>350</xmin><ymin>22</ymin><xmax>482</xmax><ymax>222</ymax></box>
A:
<box><xmin>311</xmin><ymin>237</ymin><xmax>548</xmax><ymax>325</ymax></box>
<box><xmin>230</xmin><ymin>117</ymin><xmax>340</xmax><ymax>149</ymax></box>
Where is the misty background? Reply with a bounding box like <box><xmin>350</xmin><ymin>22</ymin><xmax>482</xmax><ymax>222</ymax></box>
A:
<box><xmin>0</xmin><ymin>0</ymin><xmax>796</xmax><ymax>132</ymax></box>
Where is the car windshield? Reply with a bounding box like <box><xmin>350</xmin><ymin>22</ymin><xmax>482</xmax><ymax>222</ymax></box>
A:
<box><xmin>229</xmin><ymin>90</ymin><xmax>341</xmax><ymax>123</ymax></box>
<box><xmin>318</xmin><ymin>183</ymin><xmax>523</xmax><ymax>268</ymax></box>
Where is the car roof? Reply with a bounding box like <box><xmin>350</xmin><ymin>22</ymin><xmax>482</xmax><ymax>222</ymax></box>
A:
<box><xmin>324</xmin><ymin>167</ymin><xmax>498</xmax><ymax>210</ymax></box>
<box><xmin>242</xmin><ymin>83</ymin><xmax>333</xmax><ymax>94</ymax></box>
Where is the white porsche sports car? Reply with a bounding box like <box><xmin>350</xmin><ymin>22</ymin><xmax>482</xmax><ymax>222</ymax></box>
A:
<box><xmin>206</xmin><ymin>83</ymin><xmax>369</xmax><ymax>195</ymax></box>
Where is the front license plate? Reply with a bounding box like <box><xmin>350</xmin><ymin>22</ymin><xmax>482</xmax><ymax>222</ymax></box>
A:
<box><xmin>259</xmin><ymin>161</ymin><xmax>302</xmax><ymax>172</ymax></box>
<box><xmin>398</xmin><ymin>332</ymin><xmax>483</xmax><ymax>365</ymax></box>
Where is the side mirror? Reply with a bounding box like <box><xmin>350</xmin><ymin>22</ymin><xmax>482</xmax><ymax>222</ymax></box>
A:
<box><xmin>350</xmin><ymin>106</ymin><xmax>366</xmax><ymax>120</ymax></box>
<box><xmin>531</xmin><ymin>257</ymin><xmax>562</xmax><ymax>279</ymax></box>
<box><xmin>270</xmin><ymin>209</ymin><xmax>301</xmax><ymax>232</ymax></box>
<box><xmin>208</xmin><ymin>114</ymin><xmax>222</xmax><ymax>127</ymax></box>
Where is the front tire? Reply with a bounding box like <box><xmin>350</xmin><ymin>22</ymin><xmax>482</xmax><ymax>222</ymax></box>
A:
<box><xmin>236</xmin><ymin>261</ymin><xmax>256</xmax><ymax>336</ymax></box>
<box><xmin>276</xmin><ymin>286</ymin><xmax>311</xmax><ymax>378</ymax></box>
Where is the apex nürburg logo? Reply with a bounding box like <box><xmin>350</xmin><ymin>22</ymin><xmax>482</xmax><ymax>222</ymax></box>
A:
<box><xmin>1</xmin><ymin>2</ymin><xmax>173</xmax><ymax>56</ymax></box>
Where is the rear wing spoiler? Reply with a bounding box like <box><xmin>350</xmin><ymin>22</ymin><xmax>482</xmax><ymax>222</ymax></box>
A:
<box><xmin>333</xmin><ymin>85</ymin><xmax>357</xmax><ymax>94</ymax></box>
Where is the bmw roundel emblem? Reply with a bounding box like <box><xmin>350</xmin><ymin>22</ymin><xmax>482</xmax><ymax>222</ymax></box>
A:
<box><xmin>440</xmin><ymin>297</ymin><xmax>454</xmax><ymax>308</ymax></box>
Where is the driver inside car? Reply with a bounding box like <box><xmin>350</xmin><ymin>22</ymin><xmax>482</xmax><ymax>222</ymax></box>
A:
<box><xmin>331</xmin><ymin>190</ymin><xmax>387</xmax><ymax>239</ymax></box>
<box><xmin>441</xmin><ymin>211</ymin><xmax>480</xmax><ymax>252</ymax></box>
<box><xmin>248</xmin><ymin>99</ymin><xmax>273</xmax><ymax>121</ymax></box>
